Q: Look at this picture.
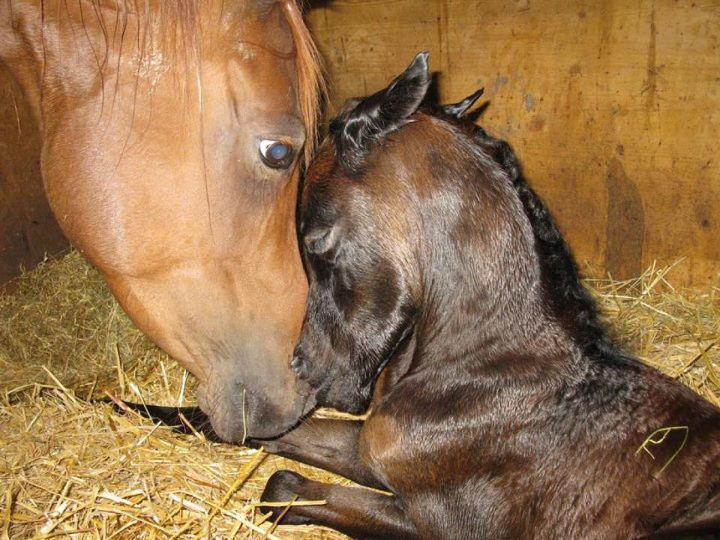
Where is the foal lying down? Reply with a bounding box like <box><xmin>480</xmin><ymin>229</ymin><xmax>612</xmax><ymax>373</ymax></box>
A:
<box><xmin>258</xmin><ymin>53</ymin><xmax>720</xmax><ymax>538</ymax></box>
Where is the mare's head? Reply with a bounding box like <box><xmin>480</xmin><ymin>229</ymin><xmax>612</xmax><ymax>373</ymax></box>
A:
<box><xmin>293</xmin><ymin>53</ymin><xmax>597</xmax><ymax>414</ymax></box>
<box><xmin>2</xmin><ymin>0</ymin><xmax>324</xmax><ymax>439</ymax></box>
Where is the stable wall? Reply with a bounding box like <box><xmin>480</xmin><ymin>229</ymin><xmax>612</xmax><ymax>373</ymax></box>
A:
<box><xmin>308</xmin><ymin>0</ymin><xmax>720</xmax><ymax>286</ymax></box>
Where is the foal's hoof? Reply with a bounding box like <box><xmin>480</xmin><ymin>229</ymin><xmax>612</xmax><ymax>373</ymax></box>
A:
<box><xmin>261</xmin><ymin>469</ymin><xmax>305</xmax><ymax>501</ymax></box>
<box><xmin>259</xmin><ymin>470</ymin><xmax>309</xmax><ymax>525</ymax></box>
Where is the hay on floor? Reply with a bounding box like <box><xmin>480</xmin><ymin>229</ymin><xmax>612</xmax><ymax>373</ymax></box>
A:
<box><xmin>0</xmin><ymin>251</ymin><xmax>160</xmax><ymax>397</ymax></box>
<box><xmin>586</xmin><ymin>260</ymin><xmax>719</xmax><ymax>408</ymax></box>
<box><xmin>0</xmin><ymin>253</ymin><xmax>718</xmax><ymax>538</ymax></box>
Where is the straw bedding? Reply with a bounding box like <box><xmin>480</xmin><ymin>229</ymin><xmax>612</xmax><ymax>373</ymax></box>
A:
<box><xmin>1</xmin><ymin>252</ymin><xmax>718</xmax><ymax>539</ymax></box>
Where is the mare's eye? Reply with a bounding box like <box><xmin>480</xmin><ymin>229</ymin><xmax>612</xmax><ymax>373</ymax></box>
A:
<box><xmin>259</xmin><ymin>139</ymin><xmax>295</xmax><ymax>169</ymax></box>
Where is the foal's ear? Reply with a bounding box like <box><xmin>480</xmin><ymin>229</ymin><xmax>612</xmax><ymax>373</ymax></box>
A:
<box><xmin>441</xmin><ymin>87</ymin><xmax>485</xmax><ymax>118</ymax></box>
<box><xmin>303</xmin><ymin>225</ymin><xmax>339</xmax><ymax>258</ymax></box>
<box><xmin>332</xmin><ymin>52</ymin><xmax>431</xmax><ymax>171</ymax></box>
<box><xmin>377</xmin><ymin>51</ymin><xmax>432</xmax><ymax>126</ymax></box>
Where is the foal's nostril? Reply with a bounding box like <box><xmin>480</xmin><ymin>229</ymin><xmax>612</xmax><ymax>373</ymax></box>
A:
<box><xmin>290</xmin><ymin>351</ymin><xmax>309</xmax><ymax>380</ymax></box>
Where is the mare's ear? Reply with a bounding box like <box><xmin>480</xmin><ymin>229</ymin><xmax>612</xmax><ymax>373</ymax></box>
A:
<box><xmin>441</xmin><ymin>87</ymin><xmax>485</xmax><ymax>118</ymax></box>
<box><xmin>332</xmin><ymin>52</ymin><xmax>431</xmax><ymax>171</ymax></box>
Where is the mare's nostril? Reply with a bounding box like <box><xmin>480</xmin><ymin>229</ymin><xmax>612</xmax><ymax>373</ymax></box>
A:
<box><xmin>290</xmin><ymin>351</ymin><xmax>309</xmax><ymax>380</ymax></box>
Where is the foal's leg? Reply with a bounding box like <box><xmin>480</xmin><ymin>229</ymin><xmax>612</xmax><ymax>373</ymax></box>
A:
<box><xmin>258</xmin><ymin>418</ymin><xmax>385</xmax><ymax>489</ymax></box>
<box><xmin>260</xmin><ymin>470</ymin><xmax>415</xmax><ymax>539</ymax></box>
<box><xmin>108</xmin><ymin>401</ymin><xmax>384</xmax><ymax>487</ymax></box>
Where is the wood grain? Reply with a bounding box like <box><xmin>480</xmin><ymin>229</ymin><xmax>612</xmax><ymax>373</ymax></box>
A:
<box><xmin>308</xmin><ymin>0</ymin><xmax>720</xmax><ymax>286</ymax></box>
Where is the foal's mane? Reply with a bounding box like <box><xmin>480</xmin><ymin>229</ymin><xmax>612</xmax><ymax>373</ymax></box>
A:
<box><xmin>451</xmin><ymin>119</ymin><xmax>631</xmax><ymax>363</ymax></box>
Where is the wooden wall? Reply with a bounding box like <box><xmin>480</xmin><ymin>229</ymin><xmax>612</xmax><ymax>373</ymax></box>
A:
<box><xmin>308</xmin><ymin>0</ymin><xmax>720</xmax><ymax>286</ymax></box>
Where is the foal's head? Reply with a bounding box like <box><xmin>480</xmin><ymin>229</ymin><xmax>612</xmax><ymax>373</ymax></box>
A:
<box><xmin>294</xmin><ymin>53</ymin><xmax>557</xmax><ymax>413</ymax></box>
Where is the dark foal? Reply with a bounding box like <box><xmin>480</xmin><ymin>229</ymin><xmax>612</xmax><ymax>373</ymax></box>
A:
<box><xmin>258</xmin><ymin>53</ymin><xmax>720</xmax><ymax>538</ymax></box>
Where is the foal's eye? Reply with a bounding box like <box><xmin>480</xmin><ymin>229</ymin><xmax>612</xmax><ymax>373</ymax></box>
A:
<box><xmin>259</xmin><ymin>139</ymin><xmax>295</xmax><ymax>169</ymax></box>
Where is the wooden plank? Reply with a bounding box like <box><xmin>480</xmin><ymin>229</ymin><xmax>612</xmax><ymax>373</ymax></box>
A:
<box><xmin>309</xmin><ymin>0</ymin><xmax>445</xmax><ymax>107</ymax></box>
<box><xmin>308</xmin><ymin>0</ymin><xmax>720</xmax><ymax>286</ymax></box>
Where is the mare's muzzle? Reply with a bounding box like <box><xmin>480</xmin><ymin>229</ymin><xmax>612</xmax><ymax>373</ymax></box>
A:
<box><xmin>197</xmin><ymin>371</ymin><xmax>316</xmax><ymax>441</ymax></box>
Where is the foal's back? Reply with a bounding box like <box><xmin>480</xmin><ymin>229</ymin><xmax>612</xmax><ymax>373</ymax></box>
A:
<box><xmin>359</xmin><ymin>115</ymin><xmax>720</xmax><ymax>539</ymax></box>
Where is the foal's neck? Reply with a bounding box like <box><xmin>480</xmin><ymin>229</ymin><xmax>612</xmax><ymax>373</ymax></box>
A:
<box><xmin>410</xmin><ymin>169</ymin><xmax>581</xmax><ymax>382</ymax></box>
<box><xmin>415</xmin><ymin>279</ymin><xmax>580</xmax><ymax>382</ymax></box>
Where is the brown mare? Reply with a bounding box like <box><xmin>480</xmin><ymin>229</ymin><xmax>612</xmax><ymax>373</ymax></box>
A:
<box><xmin>256</xmin><ymin>54</ymin><xmax>720</xmax><ymax>538</ymax></box>
<box><xmin>0</xmin><ymin>0</ymin><xmax>323</xmax><ymax>440</ymax></box>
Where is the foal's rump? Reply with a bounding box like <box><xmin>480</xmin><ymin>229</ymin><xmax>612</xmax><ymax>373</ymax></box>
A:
<box><xmin>543</xmin><ymin>362</ymin><xmax>720</xmax><ymax>537</ymax></box>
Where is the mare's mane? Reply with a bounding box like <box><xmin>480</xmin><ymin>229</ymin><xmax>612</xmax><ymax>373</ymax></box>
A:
<box><xmin>279</xmin><ymin>1</ymin><xmax>326</xmax><ymax>162</ymax></box>
<box><xmin>29</xmin><ymin>0</ymin><xmax>325</xmax><ymax>161</ymax></box>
